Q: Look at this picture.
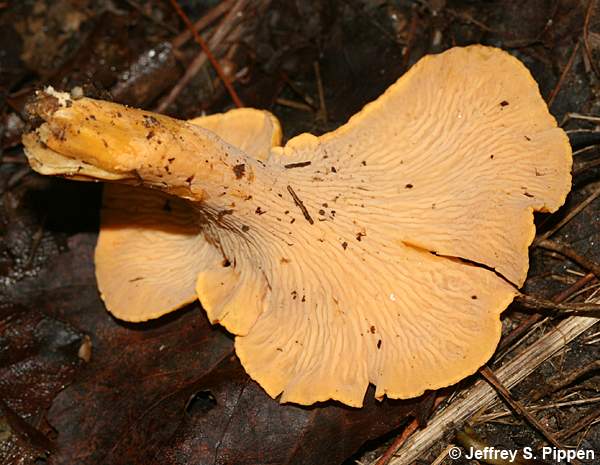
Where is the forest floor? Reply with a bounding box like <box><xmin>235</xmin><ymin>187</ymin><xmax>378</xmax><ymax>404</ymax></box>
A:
<box><xmin>1</xmin><ymin>1</ymin><xmax>599</xmax><ymax>464</ymax></box>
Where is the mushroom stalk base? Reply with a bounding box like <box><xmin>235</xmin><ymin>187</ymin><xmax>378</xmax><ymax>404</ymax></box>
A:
<box><xmin>23</xmin><ymin>89</ymin><xmax>269</xmax><ymax>212</ymax></box>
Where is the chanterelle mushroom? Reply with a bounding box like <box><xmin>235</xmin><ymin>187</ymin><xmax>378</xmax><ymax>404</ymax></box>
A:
<box><xmin>23</xmin><ymin>46</ymin><xmax>572</xmax><ymax>407</ymax></box>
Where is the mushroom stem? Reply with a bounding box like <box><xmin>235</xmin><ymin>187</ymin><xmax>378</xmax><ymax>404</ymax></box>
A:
<box><xmin>24</xmin><ymin>89</ymin><xmax>264</xmax><ymax>208</ymax></box>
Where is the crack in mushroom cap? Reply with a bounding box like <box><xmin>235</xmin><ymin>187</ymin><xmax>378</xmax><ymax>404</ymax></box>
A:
<box><xmin>22</xmin><ymin>45</ymin><xmax>572</xmax><ymax>407</ymax></box>
<box><xmin>233</xmin><ymin>46</ymin><xmax>570</xmax><ymax>405</ymax></box>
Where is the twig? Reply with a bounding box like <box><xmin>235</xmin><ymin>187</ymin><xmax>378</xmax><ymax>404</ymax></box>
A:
<box><xmin>7</xmin><ymin>166</ymin><xmax>30</xmax><ymax>189</ymax></box>
<box><xmin>562</xmin><ymin>112</ymin><xmax>600</xmax><ymax>126</ymax></box>
<box><xmin>287</xmin><ymin>185</ymin><xmax>314</xmax><ymax>225</ymax></box>
<box><xmin>374</xmin><ymin>421</ymin><xmax>419</xmax><ymax>465</ymax></box>
<box><xmin>377</xmin><ymin>316</ymin><xmax>599</xmax><ymax>465</ymax></box>
<box><xmin>402</xmin><ymin>7</ymin><xmax>418</xmax><ymax>70</ymax></box>
<box><xmin>430</xmin><ymin>444</ymin><xmax>456</xmax><ymax>465</ymax></box>
<box><xmin>548</xmin><ymin>40</ymin><xmax>580</xmax><ymax>107</ymax></box>
<box><xmin>275</xmin><ymin>98</ymin><xmax>313</xmax><ymax>113</ymax></box>
<box><xmin>445</xmin><ymin>8</ymin><xmax>495</xmax><ymax>33</ymax></box>
<box><xmin>536</xmin><ymin>239</ymin><xmax>600</xmax><ymax>278</ymax></box>
<box><xmin>480</xmin><ymin>366</ymin><xmax>565</xmax><ymax>450</ymax></box>
<box><xmin>497</xmin><ymin>272</ymin><xmax>595</xmax><ymax>353</ymax></box>
<box><xmin>1</xmin><ymin>155</ymin><xmax>27</xmax><ymax>164</ymax></box>
<box><xmin>124</xmin><ymin>0</ymin><xmax>179</xmax><ymax>34</ymax></box>
<box><xmin>25</xmin><ymin>215</ymin><xmax>47</xmax><ymax>269</ymax></box>
<box><xmin>536</xmin><ymin>183</ymin><xmax>600</xmax><ymax>242</ymax></box>
<box><xmin>313</xmin><ymin>61</ymin><xmax>328</xmax><ymax>123</ymax></box>
<box><xmin>456</xmin><ymin>427</ymin><xmax>532</xmax><ymax>465</ymax></box>
<box><xmin>156</xmin><ymin>0</ymin><xmax>246</xmax><ymax>113</ymax></box>
<box><xmin>280</xmin><ymin>73</ymin><xmax>316</xmax><ymax>107</ymax></box>
<box><xmin>374</xmin><ymin>395</ymin><xmax>446</xmax><ymax>465</ymax></box>
<box><xmin>169</xmin><ymin>0</ymin><xmax>243</xmax><ymax>108</ymax></box>
<box><xmin>171</xmin><ymin>0</ymin><xmax>235</xmax><ymax>49</ymax></box>
<box><xmin>476</xmin><ymin>395</ymin><xmax>600</xmax><ymax>422</ymax></box>
<box><xmin>515</xmin><ymin>292</ymin><xmax>600</xmax><ymax>314</ymax></box>
<box><xmin>531</xmin><ymin>360</ymin><xmax>600</xmax><ymax>401</ymax></box>
<box><xmin>284</xmin><ymin>161</ymin><xmax>312</xmax><ymax>169</ymax></box>
<box><xmin>582</xmin><ymin>0</ymin><xmax>600</xmax><ymax>80</ymax></box>
<box><xmin>574</xmin><ymin>157</ymin><xmax>600</xmax><ymax>175</ymax></box>
<box><xmin>556</xmin><ymin>407</ymin><xmax>600</xmax><ymax>441</ymax></box>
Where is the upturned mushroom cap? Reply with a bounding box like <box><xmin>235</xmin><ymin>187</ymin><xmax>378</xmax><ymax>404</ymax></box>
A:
<box><xmin>23</xmin><ymin>46</ymin><xmax>572</xmax><ymax>407</ymax></box>
<box><xmin>96</xmin><ymin>108</ymin><xmax>282</xmax><ymax>321</ymax></box>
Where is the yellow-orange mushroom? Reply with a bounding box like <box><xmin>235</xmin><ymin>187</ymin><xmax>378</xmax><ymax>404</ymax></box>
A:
<box><xmin>23</xmin><ymin>46</ymin><xmax>572</xmax><ymax>407</ymax></box>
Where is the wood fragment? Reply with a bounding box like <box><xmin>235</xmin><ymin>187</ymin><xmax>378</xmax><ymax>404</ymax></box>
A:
<box><xmin>536</xmin><ymin>183</ymin><xmax>600</xmax><ymax>243</ymax></box>
<box><xmin>284</xmin><ymin>161</ymin><xmax>312</xmax><ymax>169</ymax></box>
<box><xmin>171</xmin><ymin>0</ymin><xmax>235</xmax><ymax>49</ymax></box>
<box><xmin>582</xmin><ymin>0</ymin><xmax>600</xmax><ymax>79</ymax></box>
<box><xmin>475</xmin><ymin>395</ymin><xmax>600</xmax><ymax>423</ymax></box>
<box><xmin>275</xmin><ymin>98</ymin><xmax>314</xmax><ymax>113</ymax></box>
<box><xmin>313</xmin><ymin>61</ymin><xmax>328</xmax><ymax>123</ymax></box>
<box><xmin>456</xmin><ymin>427</ymin><xmax>532</xmax><ymax>465</ymax></box>
<box><xmin>374</xmin><ymin>421</ymin><xmax>419</xmax><ymax>465</ymax></box>
<box><xmin>156</xmin><ymin>0</ymin><xmax>246</xmax><ymax>113</ymax></box>
<box><xmin>498</xmin><ymin>273</ymin><xmax>595</xmax><ymax>353</ymax></box>
<box><xmin>373</xmin><ymin>315</ymin><xmax>599</xmax><ymax>465</ymax></box>
<box><xmin>515</xmin><ymin>293</ymin><xmax>600</xmax><ymax>314</ymax></box>
<box><xmin>536</xmin><ymin>239</ymin><xmax>600</xmax><ymax>278</ymax></box>
<box><xmin>374</xmin><ymin>395</ymin><xmax>446</xmax><ymax>465</ymax></box>
<box><xmin>280</xmin><ymin>72</ymin><xmax>316</xmax><ymax>107</ymax></box>
<box><xmin>169</xmin><ymin>0</ymin><xmax>244</xmax><ymax>108</ymax></box>
<box><xmin>287</xmin><ymin>185</ymin><xmax>314</xmax><ymax>225</ymax></box>
<box><xmin>479</xmin><ymin>366</ymin><xmax>565</xmax><ymax>450</ymax></box>
<box><xmin>548</xmin><ymin>40</ymin><xmax>581</xmax><ymax>107</ymax></box>
<box><xmin>556</xmin><ymin>407</ymin><xmax>600</xmax><ymax>441</ymax></box>
<box><xmin>531</xmin><ymin>360</ymin><xmax>600</xmax><ymax>401</ymax></box>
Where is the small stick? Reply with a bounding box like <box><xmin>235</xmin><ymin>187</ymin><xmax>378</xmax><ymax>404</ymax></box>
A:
<box><xmin>582</xmin><ymin>0</ymin><xmax>600</xmax><ymax>79</ymax></box>
<box><xmin>374</xmin><ymin>421</ymin><xmax>419</xmax><ymax>465</ymax></box>
<box><xmin>548</xmin><ymin>40</ymin><xmax>581</xmax><ymax>107</ymax></box>
<box><xmin>275</xmin><ymin>98</ymin><xmax>314</xmax><ymax>113</ymax></box>
<box><xmin>561</xmin><ymin>112</ymin><xmax>600</xmax><ymax>125</ymax></box>
<box><xmin>171</xmin><ymin>0</ymin><xmax>235</xmax><ymax>49</ymax></box>
<box><xmin>476</xmin><ymin>395</ymin><xmax>600</xmax><ymax>422</ymax></box>
<box><xmin>497</xmin><ymin>272</ymin><xmax>595</xmax><ymax>353</ymax></box>
<box><xmin>430</xmin><ymin>444</ymin><xmax>457</xmax><ymax>465</ymax></box>
<box><xmin>514</xmin><ymin>292</ymin><xmax>600</xmax><ymax>314</ymax></box>
<box><xmin>375</xmin><ymin>395</ymin><xmax>447</xmax><ymax>465</ymax></box>
<box><xmin>280</xmin><ymin>72</ymin><xmax>316</xmax><ymax>107</ymax></box>
<box><xmin>531</xmin><ymin>360</ymin><xmax>600</xmax><ymax>401</ymax></box>
<box><xmin>25</xmin><ymin>216</ymin><xmax>47</xmax><ymax>269</ymax></box>
<box><xmin>169</xmin><ymin>0</ymin><xmax>243</xmax><ymax>108</ymax></box>
<box><xmin>287</xmin><ymin>185</ymin><xmax>314</xmax><ymax>225</ymax></box>
<box><xmin>156</xmin><ymin>0</ymin><xmax>246</xmax><ymax>113</ymax></box>
<box><xmin>536</xmin><ymin>183</ymin><xmax>600</xmax><ymax>243</ymax></box>
<box><xmin>574</xmin><ymin>158</ymin><xmax>600</xmax><ymax>175</ymax></box>
<box><xmin>402</xmin><ymin>7</ymin><xmax>418</xmax><ymax>70</ymax></box>
<box><xmin>556</xmin><ymin>407</ymin><xmax>600</xmax><ymax>441</ymax></box>
<box><xmin>7</xmin><ymin>166</ymin><xmax>30</xmax><ymax>189</ymax></box>
<box><xmin>479</xmin><ymin>366</ymin><xmax>565</xmax><ymax>450</ymax></box>
<box><xmin>1</xmin><ymin>155</ymin><xmax>27</xmax><ymax>164</ymax></box>
<box><xmin>313</xmin><ymin>61</ymin><xmax>328</xmax><ymax>123</ymax></box>
<box><xmin>536</xmin><ymin>239</ymin><xmax>600</xmax><ymax>278</ymax></box>
<box><xmin>123</xmin><ymin>0</ymin><xmax>179</xmax><ymax>34</ymax></box>
<box><xmin>456</xmin><ymin>427</ymin><xmax>532</xmax><ymax>465</ymax></box>
<box><xmin>284</xmin><ymin>161</ymin><xmax>312</xmax><ymax>169</ymax></box>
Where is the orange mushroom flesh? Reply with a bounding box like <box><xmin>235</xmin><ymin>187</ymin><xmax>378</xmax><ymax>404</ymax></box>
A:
<box><xmin>23</xmin><ymin>46</ymin><xmax>572</xmax><ymax>407</ymax></box>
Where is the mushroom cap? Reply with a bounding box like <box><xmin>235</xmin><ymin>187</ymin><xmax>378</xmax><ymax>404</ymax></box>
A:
<box><xmin>227</xmin><ymin>45</ymin><xmax>571</xmax><ymax>405</ymax></box>
<box><xmin>95</xmin><ymin>108</ymin><xmax>282</xmax><ymax>321</ymax></box>
<box><xmin>22</xmin><ymin>45</ymin><xmax>572</xmax><ymax>407</ymax></box>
